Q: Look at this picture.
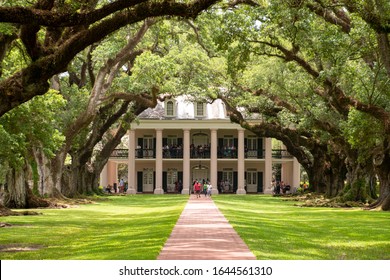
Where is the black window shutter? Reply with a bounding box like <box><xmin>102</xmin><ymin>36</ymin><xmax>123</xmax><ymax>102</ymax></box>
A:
<box><xmin>258</xmin><ymin>138</ymin><xmax>263</xmax><ymax>158</ymax></box>
<box><xmin>163</xmin><ymin>172</ymin><xmax>167</xmax><ymax>193</ymax></box>
<box><xmin>218</xmin><ymin>138</ymin><xmax>223</xmax><ymax>157</ymax></box>
<box><xmin>257</xmin><ymin>172</ymin><xmax>263</xmax><ymax>193</ymax></box>
<box><xmin>233</xmin><ymin>172</ymin><xmax>238</xmax><ymax>193</ymax></box>
<box><xmin>138</xmin><ymin>138</ymin><xmax>143</xmax><ymax>158</ymax></box>
<box><xmin>137</xmin><ymin>172</ymin><xmax>143</xmax><ymax>192</ymax></box>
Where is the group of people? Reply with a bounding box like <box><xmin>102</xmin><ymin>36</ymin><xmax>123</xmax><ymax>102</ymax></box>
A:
<box><xmin>219</xmin><ymin>145</ymin><xmax>237</xmax><ymax>158</ymax></box>
<box><xmin>272</xmin><ymin>180</ymin><xmax>291</xmax><ymax>195</ymax></box>
<box><xmin>190</xmin><ymin>144</ymin><xmax>210</xmax><ymax>158</ymax></box>
<box><xmin>105</xmin><ymin>179</ymin><xmax>128</xmax><ymax>194</ymax></box>
<box><xmin>218</xmin><ymin>180</ymin><xmax>232</xmax><ymax>193</ymax></box>
<box><xmin>193</xmin><ymin>179</ymin><xmax>213</xmax><ymax>198</ymax></box>
<box><xmin>135</xmin><ymin>143</ymin><xmax>241</xmax><ymax>159</ymax></box>
<box><xmin>163</xmin><ymin>144</ymin><xmax>183</xmax><ymax>158</ymax></box>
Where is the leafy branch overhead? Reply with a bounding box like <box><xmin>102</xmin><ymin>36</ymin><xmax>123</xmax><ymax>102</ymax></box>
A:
<box><xmin>0</xmin><ymin>0</ymin><xmax>221</xmax><ymax>117</ymax></box>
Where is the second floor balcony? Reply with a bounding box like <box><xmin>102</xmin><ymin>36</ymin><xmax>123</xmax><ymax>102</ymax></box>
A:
<box><xmin>111</xmin><ymin>148</ymin><xmax>293</xmax><ymax>160</ymax></box>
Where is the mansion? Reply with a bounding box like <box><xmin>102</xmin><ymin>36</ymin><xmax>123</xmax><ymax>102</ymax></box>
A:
<box><xmin>100</xmin><ymin>96</ymin><xmax>300</xmax><ymax>194</ymax></box>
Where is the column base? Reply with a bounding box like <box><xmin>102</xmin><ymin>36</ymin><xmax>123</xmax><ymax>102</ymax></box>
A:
<box><xmin>211</xmin><ymin>189</ymin><xmax>219</xmax><ymax>195</ymax></box>
<box><xmin>181</xmin><ymin>189</ymin><xmax>191</xmax><ymax>195</ymax></box>
<box><xmin>126</xmin><ymin>189</ymin><xmax>137</xmax><ymax>194</ymax></box>
<box><xmin>154</xmin><ymin>189</ymin><xmax>164</xmax><ymax>194</ymax></box>
<box><xmin>236</xmin><ymin>189</ymin><xmax>247</xmax><ymax>195</ymax></box>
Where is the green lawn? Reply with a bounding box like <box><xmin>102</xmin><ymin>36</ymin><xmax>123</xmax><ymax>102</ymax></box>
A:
<box><xmin>0</xmin><ymin>195</ymin><xmax>188</xmax><ymax>260</ymax></box>
<box><xmin>1</xmin><ymin>194</ymin><xmax>389</xmax><ymax>260</ymax></box>
<box><xmin>212</xmin><ymin>195</ymin><xmax>390</xmax><ymax>260</ymax></box>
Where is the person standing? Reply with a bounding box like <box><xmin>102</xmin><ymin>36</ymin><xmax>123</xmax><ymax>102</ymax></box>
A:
<box><xmin>178</xmin><ymin>180</ymin><xmax>183</xmax><ymax>193</ymax></box>
<box><xmin>207</xmin><ymin>182</ymin><xmax>213</xmax><ymax>197</ymax></box>
<box><xmin>203</xmin><ymin>181</ymin><xmax>208</xmax><ymax>197</ymax></box>
<box><xmin>119</xmin><ymin>179</ymin><xmax>124</xmax><ymax>193</ymax></box>
<box><xmin>113</xmin><ymin>182</ymin><xmax>117</xmax><ymax>193</ymax></box>
<box><xmin>194</xmin><ymin>180</ymin><xmax>201</xmax><ymax>198</ymax></box>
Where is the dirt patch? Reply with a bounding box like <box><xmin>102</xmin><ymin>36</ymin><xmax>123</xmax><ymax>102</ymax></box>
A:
<box><xmin>0</xmin><ymin>244</ymin><xmax>45</xmax><ymax>253</ymax></box>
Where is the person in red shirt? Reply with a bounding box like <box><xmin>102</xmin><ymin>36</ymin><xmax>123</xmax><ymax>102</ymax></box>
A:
<box><xmin>194</xmin><ymin>180</ymin><xmax>201</xmax><ymax>198</ymax></box>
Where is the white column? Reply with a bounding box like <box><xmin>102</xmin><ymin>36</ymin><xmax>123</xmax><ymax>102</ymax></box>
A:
<box><xmin>236</xmin><ymin>128</ymin><xmax>246</xmax><ymax>194</ymax></box>
<box><xmin>182</xmin><ymin>128</ymin><xmax>191</xmax><ymax>195</ymax></box>
<box><xmin>154</xmin><ymin>128</ymin><xmax>164</xmax><ymax>194</ymax></box>
<box><xmin>210</xmin><ymin>128</ymin><xmax>218</xmax><ymax>194</ymax></box>
<box><xmin>292</xmin><ymin>157</ymin><xmax>301</xmax><ymax>191</ymax></box>
<box><xmin>264</xmin><ymin>138</ymin><xmax>273</xmax><ymax>194</ymax></box>
<box><xmin>100</xmin><ymin>164</ymin><xmax>108</xmax><ymax>188</ymax></box>
<box><xmin>127</xmin><ymin>129</ymin><xmax>137</xmax><ymax>194</ymax></box>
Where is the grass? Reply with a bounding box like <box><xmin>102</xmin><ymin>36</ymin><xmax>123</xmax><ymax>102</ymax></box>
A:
<box><xmin>0</xmin><ymin>195</ymin><xmax>188</xmax><ymax>260</ymax></box>
<box><xmin>1</xmin><ymin>194</ymin><xmax>389</xmax><ymax>260</ymax></box>
<box><xmin>212</xmin><ymin>195</ymin><xmax>390</xmax><ymax>260</ymax></box>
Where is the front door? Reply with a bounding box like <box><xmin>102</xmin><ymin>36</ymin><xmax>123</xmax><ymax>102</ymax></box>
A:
<box><xmin>143</xmin><ymin>168</ymin><xmax>154</xmax><ymax>192</ymax></box>
<box><xmin>246</xmin><ymin>170</ymin><xmax>257</xmax><ymax>193</ymax></box>
<box><xmin>192</xmin><ymin>167</ymin><xmax>208</xmax><ymax>184</ymax></box>
<box><xmin>167</xmin><ymin>168</ymin><xmax>178</xmax><ymax>193</ymax></box>
<box><xmin>222</xmin><ymin>170</ymin><xmax>233</xmax><ymax>192</ymax></box>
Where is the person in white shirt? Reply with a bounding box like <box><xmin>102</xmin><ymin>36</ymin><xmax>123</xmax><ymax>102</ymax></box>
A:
<box><xmin>207</xmin><ymin>182</ymin><xmax>213</xmax><ymax>197</ymax></box>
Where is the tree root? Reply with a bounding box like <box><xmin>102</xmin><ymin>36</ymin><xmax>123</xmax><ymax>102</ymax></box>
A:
<box><xmin>282</xmin><ymin>193</ymin><xmax>367</xmax><ymax>208</ymax></box>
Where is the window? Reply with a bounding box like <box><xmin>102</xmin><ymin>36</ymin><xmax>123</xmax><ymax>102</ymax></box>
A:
<box><xmin>247</xmin><ymin>169</ymin><xmax>257</xmax><ymax>185</ymax></box>
<box><xmin>247</xmin><ymin>136</ymin><xmax>258</xmax><ymax>158</ymax></box>
<box><xmin>223</xmin><ymin>136</ymin><xmax>234</xmax><ymax>147</ymax></box>
<box><xmin>143</xmin><ymin>168</ymin><xmax>153</xmax><ymax>185</ymax></box>
<box><xmin>166</xmin><ymin>100</ymin><xmax>174</xmax><ymax>116</ymax></box>
<box><xmin>167</xmin><ymin>135</ymin><xmax>178</xmax><ymax>146</ymax></box>
<box><xmin>167</xmin><ymin>168</ymin><xmax>178</xmax><ymax>186</ymax></box>
<box><xmin>195</xmin><ymin>102</ymin><xmax>205</xmax><ymax>117</ymax></box>
<box><xmin>143</xmin><ymin>137</ymin><xmax>154</xmax><ymax>158</ymax></box>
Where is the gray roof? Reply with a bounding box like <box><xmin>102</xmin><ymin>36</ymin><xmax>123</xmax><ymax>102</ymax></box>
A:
<box><xmin>138</xmin><ymin>96</ymin><xmax>227</xmax><ymax>120</ymax></box>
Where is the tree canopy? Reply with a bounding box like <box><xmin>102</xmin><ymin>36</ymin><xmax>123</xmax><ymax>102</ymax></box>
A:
<box><xmin>1</xmin><ymin>0</ymin><xmax>390</xmax><ymax>210</ymax></box>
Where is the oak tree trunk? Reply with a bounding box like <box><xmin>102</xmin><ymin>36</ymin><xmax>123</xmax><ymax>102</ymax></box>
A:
<box><xmin>338</xmin><ymin>162</ymin><xmax>373</xmax><ymax>203</ymax></box>
<box><xmin>4</xmin><ymin>166</ymin><xmax>29</xmax><ymax>208</ymax></box>
<box><xmin>369</xmin><ymin>147</ymin><xmax>390</xmax><ymax>210</ymax></box>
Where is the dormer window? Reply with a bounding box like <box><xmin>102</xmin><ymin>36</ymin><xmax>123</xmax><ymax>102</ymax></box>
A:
<box><xmin>195</xmin><ymin>102</ymin><xmax>206</xmax><ymax>117</ymax></box>
<box><xmin>165</xmin><ymin>99</ymin><xmax>175</xmax><ymax>117</ymax></box>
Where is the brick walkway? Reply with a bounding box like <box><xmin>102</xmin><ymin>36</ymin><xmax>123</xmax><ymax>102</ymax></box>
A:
<box><xmin>157</xmin><ymin>195</ymin><xmax>256</xmax><ymax>260</ymax></box>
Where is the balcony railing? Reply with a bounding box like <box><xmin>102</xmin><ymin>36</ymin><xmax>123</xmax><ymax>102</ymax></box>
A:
<box><xmin>136</xmin><ymin>148</ymin><xmax>155</xmax><ymax>158</ymax></box>
<box><xmin>110</xmin><ymin>148</ymin><xmax>293</xmax><ymax>159</ymax></box>
<box><xmin>110</xmin><ymin>149</ymin><xmax>128</xmax><ymax>158</ymax></box>
<box><xmin>218</xmin><ymin>147</ymin><xmax>237</xmax><ymax>159</ymax></box>
<box><xmin>191</xmin><ymin>146</ymin><xmax>210</xmax><ymax>159</ymax></box>
<box><xmin>245</xmin><ymin>149</ymin><xmax>265</xmax><ymax>159</ymax></box>
<box><xmin>164</xmin><ymin>146</ymin><xmax>183</xmax><ymax>158</ymax></box>
<box><xmin>272</xmin><ymin>149</ymin><xmax>293</xmax><ymax>158</ymax></box>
